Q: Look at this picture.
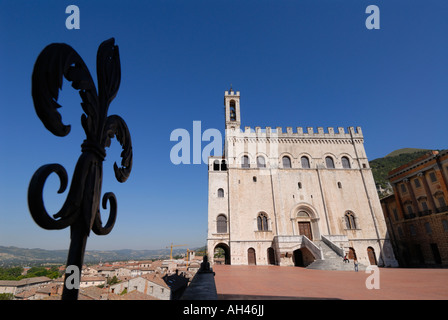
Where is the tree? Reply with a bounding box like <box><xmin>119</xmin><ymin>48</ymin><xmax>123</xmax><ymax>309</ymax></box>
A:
<box><xmin>0</xmin><ymin>267</ymin><xmax>23</xmax><ymax>280</ymax></box>
<box><xmin>0</xmin><ymin>293</ymin><xmax>14</xmax><ymax>300</ymax></box>
<box><xmin>107</xmin><ymin>276</ymin><xmax>119</xmax><ymax>286</ymax></box>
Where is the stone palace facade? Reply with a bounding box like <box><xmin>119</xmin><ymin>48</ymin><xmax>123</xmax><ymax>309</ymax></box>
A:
<box><xmin>207</xmin><ymin>88</ymin><xmax>398</xmax><ymax>268</ymax></box>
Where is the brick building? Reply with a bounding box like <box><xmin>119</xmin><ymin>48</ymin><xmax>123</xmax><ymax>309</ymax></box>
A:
<box><xmin>380</xmin><ymin>150</ymin><xmax>448</xmax><ymax>267</ymax></box>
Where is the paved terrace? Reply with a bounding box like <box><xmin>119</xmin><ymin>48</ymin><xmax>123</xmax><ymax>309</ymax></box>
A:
<box><xmin>214</xmin><ymin>265</ymin><xmax>448</xmax><ymax>300</ymax></box>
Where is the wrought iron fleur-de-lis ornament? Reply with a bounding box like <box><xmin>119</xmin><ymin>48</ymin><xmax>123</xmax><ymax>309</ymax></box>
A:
<box><xmin>28</xmin><ymin>38</ymin><xmax>132</xmax><ymax>300</ymax></box>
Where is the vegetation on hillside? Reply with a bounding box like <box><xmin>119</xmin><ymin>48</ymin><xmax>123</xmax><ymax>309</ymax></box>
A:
<box><xmin>369</xmin><ymin>149</ymin><xmax>435</xmax><ymax>193</ymax></box>
<box><xmin>384</xmin><ymin>148</ymin><xmax>430</xmax><ymax>158</ymax></box>
<box><xmin>0</xmin><ymin>266</ymin><xmax>61</xmax><ymax>281</ymax></box>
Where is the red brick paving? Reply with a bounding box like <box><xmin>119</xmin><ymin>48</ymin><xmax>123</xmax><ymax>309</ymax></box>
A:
<box><xmin>213</xmin><ymin>265</ymin><xmax>448</xmax><ymax>300</ymax></box>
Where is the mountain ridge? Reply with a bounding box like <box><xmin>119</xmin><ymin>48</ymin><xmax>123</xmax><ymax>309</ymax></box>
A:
<box><xmin>0</xmin><ymin>245</ymin><xmax>198</xmax><ymax>266</ymax></box>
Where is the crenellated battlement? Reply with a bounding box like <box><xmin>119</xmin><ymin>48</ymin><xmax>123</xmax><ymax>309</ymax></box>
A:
<box><xmin>224</xmin><ymin>90</ymin><xmax>240</xmax><ymax>96</ymax></box>
<box><xmin>226</xmin><ymin>126</ymin><xmax>363</xmax><ymax>139</ymax></box>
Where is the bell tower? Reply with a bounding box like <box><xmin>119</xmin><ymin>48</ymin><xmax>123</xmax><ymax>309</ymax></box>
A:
<box><xmin>224</xmin><ymin>86</ymin><xmax>241</xmax><ymax>130</ymax></box>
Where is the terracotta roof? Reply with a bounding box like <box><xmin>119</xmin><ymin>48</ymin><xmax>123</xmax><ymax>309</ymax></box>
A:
<box><xmin>79</xmin><ymin>286</ymin><xmax>108</xmax><ymax>300</ymax></box>
<box><xmin>97</xmin><ymin>266</ymin><xmax>115</xmax><ymax>271</ymax></box>
<box><xmin>108</xmin><ymin>290</ymin><xmax>159</xmax><ymax>300</ymax></box>
<box><xmin>14</xmin><ymin>287</ymin><xmax>38</xmax><ymax>299</ymax></box>
<box><xmin>141</xmin><ymin>273</ymin><xmax>170</xmax><ymax>289</ymax></box>
<box><xmin>81</xmin><ymin>276</ymin><xmax>106</xmax><ymax>282</ymax></box>
<box><xmin>0</xmin><ymin>276</ymin><xmax>52</xmax><ymax>287</ymax></box>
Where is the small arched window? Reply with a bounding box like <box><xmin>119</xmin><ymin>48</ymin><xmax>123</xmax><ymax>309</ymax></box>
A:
<box><xmin>241</xmin><ymin>155</ymin><xmax>250</xmax><ymax>168</ymax></box>
<box><xmin>257</xmin><ymin>213</ymin><xmax>269</xmax><ymax>231</ymax></box>
<box><xmin>325</xmin><ymin>156</ymin><xmax>335</xmax><ymax>169</ymax></box>
<box><xmin>282</xmin><ymin>156</ymin><xmax>291</xmax><ymax>168</ymax></box>
<box><xmin>298</xmin><ymin>182</ymin><xmax>302</xmax><ymax>189</ymax></box>
<box><xmin>341</xmin><ymin>156</ymin><xmax>351</xmax><ymax>169</ymax></box>
<box><xmin>344</xmin><ymin>211</ymin><xmax>357</xmax><ymax>229</ymax></box>
<box><xmin>217</xmin><ymin>188</ymin><xmax>224</xmax><ymax>198</ymax></box>
<box><xmin>221</xmin><ymin>160</ymin><xmax>227</xmax><ymax>171</ymax></box>
<box><xmin>257</xmin><ymin>156</ymin><xmax>266</xmax><ymax>168</ymax></box>
<box><xmin>217</xmin><ymin>215</ymin><xmax>227</xmax><ymax>233</ymax></box>
<box><xmin>301</xmin><ymin>156</ymin><xmax>310</xmax><ymax>168</ymax></box>
<box><xmin>213</xmin><ymin>160</ymin><xmax>220</xmax><ymax>171</ymax></box>
<box><xmin>229</xmin><ymin>100</ymin><xmax>236</xmax><ymax>121</ymax></box>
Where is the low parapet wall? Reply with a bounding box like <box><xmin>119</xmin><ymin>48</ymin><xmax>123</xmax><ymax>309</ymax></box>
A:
<box><xmin>180</xmin><ymin>270</ymin><xmax>217</xmax><ymax>300</ymax></box>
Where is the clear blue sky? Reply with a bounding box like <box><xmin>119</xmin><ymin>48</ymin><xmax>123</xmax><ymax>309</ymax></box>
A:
<box><xmin>0</xmin><ymin>0</ymin><xmax>447</xmax><ymax>251</ymax></box>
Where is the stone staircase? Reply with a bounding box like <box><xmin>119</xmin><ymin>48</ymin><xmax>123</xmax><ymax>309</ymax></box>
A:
<box><xmin>306</xmin><ymin>240</ymin><xmax>366</xmax><ymax>271</ymax></box>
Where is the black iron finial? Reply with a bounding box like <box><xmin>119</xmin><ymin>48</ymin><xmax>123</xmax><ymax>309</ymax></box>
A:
<box><xmin>28</xmin><ymin>38</ymin><xmax>133</xmax><ymax>300</ymax></box>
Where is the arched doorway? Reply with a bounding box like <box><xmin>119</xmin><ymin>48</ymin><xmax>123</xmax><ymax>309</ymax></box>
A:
<box><xmin>367</xmin><ymin>247</ymin><xmax>377</xmax><ymax>265</ymax></box>
<box><xmin>248</xmin><ymin>248</ymin><xmax>256</xmax><ymax>265</ymax></box>
<box><xmin>267</xmin><ymin>247</ymin><xmax>276</xmax><ymax>265</ymax></box>
<box><xmin>348</xmin><ymin>247</ymin><xmax>357</xmax><ymax>260</ymax></box>
<box><xmin>293</xmin><ymin>249</ymin><xmax>304</xmax><ymax>267</ymax></box>
<box><xmin>293</xmin><ymin>247</ymin><xmax>315</xmax><ymax>267</ymax></box>
<box><xmin>214</xmin><ymin>243</ymin><xmax>230</xmax><ymax>265</ymax></box>
<box><xmin>298</xmin><ymin>221</ymin><xmax>313</xmax><ymax>240</ymax></box>
<box><xmin>291</xmin><ymin>205</ymin><xmax>320</xmax><ymax>240</ymax></box>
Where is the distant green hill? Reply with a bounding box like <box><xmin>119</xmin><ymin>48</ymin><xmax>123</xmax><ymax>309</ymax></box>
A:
<box><xmin>384</xmin><ymin>148</ymin><xmax>430</xmax><ymax>158</ymax></box>
<box><xmin>369</xmin><ymin>148</ymin><xmax>435</xmax><ymax>192</ymax></box>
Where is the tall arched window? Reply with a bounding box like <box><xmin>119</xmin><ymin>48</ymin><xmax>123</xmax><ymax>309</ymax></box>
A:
<box><xmin>282</xmin><ymin>156</ymin><xmax>291</xmax><ymax>168</ymax></box>
<box><xmin>301</xmin><ymin>156</ymin><xmax>310</xmax><ymax>168</ymax></box>
<box><xmin>341</xmin><ymin>156</ymin><xmax>351</xmax><ymax>169</ymax></box>
<box><xmin>213</xmin><ymin>160</ymin><xmax>220</xmax><ymax>171</ymax></box>
<box><xmin>344</xmin><ymin>211</ymin><xmax>357</xmax><ymax>229</ymax></box>
<box><xmin>217</xmin><ymin>188</ymin><xmax>224</xmax><ymax>198</ymax></box>
<box><xmin>241</xmin><ymin>155</ymin><xmax>250</xmax><ymax>168</ymax></box>
<box><xmin>217</xmin><ymin>215</ymin><xmax>227</xmax><ymax>233</ymax></box>
<box><xmin>325</xmin><ymin>156</ymin><xmax>335</xmax><ymax>169</ymax></box>
<box><xmin>257</xmin><ymin>156</ymin><xmax>266</xmax><ymax>168</ymax></box>
<box><xmin>257</xmin><ymin>213</ymin><xmax>269</xmax><ymax>231</ymax></box>
<box><xmin>229</xmin><ymin>100</ymin><xmax>236</xmax><ymax>121</ymax></box>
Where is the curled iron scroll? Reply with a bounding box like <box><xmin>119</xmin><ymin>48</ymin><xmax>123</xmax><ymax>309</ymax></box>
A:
<box><xmin>28</xmin><ymin>38</ymin><xmax>132</xmax><ymax>244</ymax></box>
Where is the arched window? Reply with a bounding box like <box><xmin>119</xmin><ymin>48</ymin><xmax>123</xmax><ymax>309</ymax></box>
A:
<box><xmin>229</xmin><ymin>100</ymin><xmax>236</xmax><ymax>121</ymax></box>
<box><xmin>297</xmin><ymin>211</ymin><xmax>309</xmax><ymax>218</ymax></box>
<box><xmin>325</xmin><ymin>156</ymin><xmax>335</xmax><ymax>169</ymax></box>
<box><xmin>221</xmin><ymin>160</ymin><xmax>227</xmax><ymax>171</ymax></box>
<box><xmin>257</xmin><ymin>213</ymin><xmax>269</xmax><ymax>231</ymax></box>
<box><xmin>341</xmin><ymin>156</ymin><xmax>351</xmax><ymax>169</ymax></box>
<box><xmin>257</xmin><ymin>156</ymin><xmax>266</xmax><ymax>168</ymax></box>
<box><xmin>282</xmin><ymin>156</ymin><xmax>291</xmax><ymax>168</ymax></box>
<box><xmin>344</xmin><ymin>211</ymin><xmax>357</xmax><ymax>229</ymax></box>
<box><xmin>301</xmin><ymin>156</ymin><xmax>310</xmax><ymax>168</ymax></box>
<box><xmin>213</xmin><ymin>160</ymin><xmax>220</xmax><ymax>171</ymax></box>
<box><xmin>298</xmin><ymin>182</ymin><xmax>302</xmax><ymax>189</ymax></box>
<box><xmin>217</xmin><ymin>188</ymin><xmax>224</xmax><ymax>198</ymax></box>
<box><xmin>217</xmin><ymin>215</ymin><xmax>227</xmax><ymax>233</ymax></box>
<box><xmin>241</xmin><ymin>155</ymin><xmax>250</xmax><ymax>168</ymax></box>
